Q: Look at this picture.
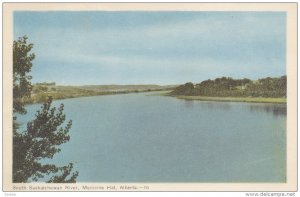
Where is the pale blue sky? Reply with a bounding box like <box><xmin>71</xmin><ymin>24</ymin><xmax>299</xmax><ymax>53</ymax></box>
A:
<box><xmin>14</xmin><ymin>11</ymin><xmax>286</xmax><ymax>85</ymax></box>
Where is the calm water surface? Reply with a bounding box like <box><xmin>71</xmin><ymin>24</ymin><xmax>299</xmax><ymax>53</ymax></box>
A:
<box><xmin>18</xmin><ymin>92</ymin><xmax>286</xmax><ymax>182</ymax></box>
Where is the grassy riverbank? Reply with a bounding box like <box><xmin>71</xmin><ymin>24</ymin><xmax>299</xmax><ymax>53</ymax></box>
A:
<box><xmin>149</xmin><ymin>91</ymin><xmax>286</xmax><ymax>104</ymax></box>
<box><xmin>174</xmin><ymin>95</ymin><xmax>286</xmax><ymax>104</ymax></box>
<box><xmin>27</xmin><ymin>84</ymin><xmax>177</xmax><ymax>104</ymax></box>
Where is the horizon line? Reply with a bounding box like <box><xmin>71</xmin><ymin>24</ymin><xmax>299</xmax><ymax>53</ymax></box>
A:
<box><xmin>32</xmin><ymin>74</ymin><xmax>287</xmax><ymax>86</ymax></box>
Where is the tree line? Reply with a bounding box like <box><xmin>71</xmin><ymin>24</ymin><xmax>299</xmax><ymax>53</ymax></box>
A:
<box><xmin>171</xmin><ymin>76</ymin><xmax>286</xmax><ymax>98</ymax></box>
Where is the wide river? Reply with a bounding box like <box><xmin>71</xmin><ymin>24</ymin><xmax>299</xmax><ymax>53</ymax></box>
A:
<box><xmin>18</xmin><ymin>92</ymin><xmax>286</xmax><ymax>182</ymax></box>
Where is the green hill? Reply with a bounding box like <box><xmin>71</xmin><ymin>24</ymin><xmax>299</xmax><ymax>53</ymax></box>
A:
<box><xmin>171</xmin><ymin>76</ymin><xmax>286</xmax><ymax>98</ymax></box>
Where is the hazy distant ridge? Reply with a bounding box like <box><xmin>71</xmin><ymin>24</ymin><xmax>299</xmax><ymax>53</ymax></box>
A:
<box><xmin>78</xmin><ymin>84</ymin><xmax>175</xmax><ymax>92</ymax></box>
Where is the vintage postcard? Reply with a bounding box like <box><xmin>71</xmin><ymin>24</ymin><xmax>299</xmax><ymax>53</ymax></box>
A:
<box><xmin>2</xmin><ymin>3</ymin><xmax>297</xmax><ymax>192</ymax></box>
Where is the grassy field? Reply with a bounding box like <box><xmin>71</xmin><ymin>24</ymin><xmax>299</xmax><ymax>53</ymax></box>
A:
<box><xmin>145</xmin><ymin>91</ymin><xmax>286</xmax><ymax>104</ymax></box>
<box><xmin>148</xmin><ymin>91</ymin><xmax>286</xmax><ymax>104</ymax></box>
<box><xmin>146</xmin><ymin>90</ymin><xmax>172</xmax><ymax>96</ymax></box>
<box><xmin>174</xmin><ymin>95</ymin><xmax>286</xmax><ymax>104</ymax></box>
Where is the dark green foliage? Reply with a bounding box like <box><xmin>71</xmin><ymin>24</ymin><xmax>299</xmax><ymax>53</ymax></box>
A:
<box><xmin>13</xmin><ymin>36</ymin><xmax>35</xmax><ymax>114</ymax></box>
<box><xmin>13</xmin><ymin>97</ymin><xmax>79</xmax><ymax>183</ymax></box>
<box><xmin>246</xmin><ymin>76</ymin><xmax>286</xmax><ymax>97</ymax></box>
<box><xmin>171</xmin><ymin>76</ymin><xmax>286</xmax><ymax>98</ymax></box>
<box><xmin>13</xmin><ymin>36</ymin><xmax>78</xmax><ymax>183</ymax></box>
<box><xmin>47</xmin><ymin>163</ymin><xmax>78</xmax><ymax>183</ymax></box>
<box><xmin>171</xmin><ymin>82</ymin><xmax>195</xmax><ymax>95</ymax></box>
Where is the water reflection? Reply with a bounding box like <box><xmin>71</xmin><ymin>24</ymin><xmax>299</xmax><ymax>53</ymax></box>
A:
<box><xmin>183</xmin><ymin>99</ymin><xmax>286</xmax><ymax>117</ymax></box>
<box><xmin>184</xmin><ymin>100</ymin><xmax>194</xmax><ymax>108</ymax></box>
<box><xmin>248</xmin><ymin>104</ymin><xmax>287</xmax><ymax>117</ymax></box>
<box><xmin>188</xmin><ymin>100</ymin><xmax>232</xmax><ymax>111</ymax></box>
